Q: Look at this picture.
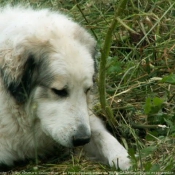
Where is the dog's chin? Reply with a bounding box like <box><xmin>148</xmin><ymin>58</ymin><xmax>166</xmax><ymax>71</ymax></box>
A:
<box><xmin>43</xmin><ymin>131</ymin><xmax>74</xmax><ymax>148</ymax></box>
<box><xmin>58</xmin><ymin>141</ymin><xmax>74</xmax><ymax>148</ymax></box>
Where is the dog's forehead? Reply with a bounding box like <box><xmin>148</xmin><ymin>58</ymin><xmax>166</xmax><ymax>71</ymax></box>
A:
<box><xmin>49</xmin><ymin>45</ymin><xmax>94</xmax><ymax>87</ymax></box>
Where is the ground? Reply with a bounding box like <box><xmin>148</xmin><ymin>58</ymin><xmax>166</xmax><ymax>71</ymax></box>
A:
<box><xmin>0</xmin><ymin>0</ymin><xmax>175</xmax><ymax>174</ymax></box>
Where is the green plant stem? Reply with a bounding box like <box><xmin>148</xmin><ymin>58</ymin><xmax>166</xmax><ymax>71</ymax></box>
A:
<box><xmin>132</xmin><ymin>124</ymin><xmax>163</xmax><ymax>129</ymax></box>
<box><xmin>98</xmin><ymin>0</ymin><xmax>128</xmax><ymax>126</ymax></box>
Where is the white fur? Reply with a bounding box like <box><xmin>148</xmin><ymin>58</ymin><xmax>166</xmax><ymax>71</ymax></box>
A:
<box><xmin>0</xmin><ymin>6</ymin><xmax>130</xmax><ymax>170</ymax></box>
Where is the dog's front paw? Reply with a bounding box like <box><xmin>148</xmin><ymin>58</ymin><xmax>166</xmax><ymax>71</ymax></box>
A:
<box><xmin>108</xmin><ymin>154</ymin><xmax>131</xmax><ymax>170</ymax></box>
<box><xmin>103</xmin><ymin>135</ymin><xmax>131</xmax><ymax>170</ymax></box>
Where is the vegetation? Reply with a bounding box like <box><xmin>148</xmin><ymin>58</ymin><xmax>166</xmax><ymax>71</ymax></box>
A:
<box><xmin>1</xmin><ymin>0</ymin><xmax>175</xmax><ymax>174</ymax></box>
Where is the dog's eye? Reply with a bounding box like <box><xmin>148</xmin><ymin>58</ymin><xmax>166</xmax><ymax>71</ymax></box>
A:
<box><xmin>51</xmin><ymin>88</ymin><xmax>68</xmax><ymax>97</ymax></box>
<box><xmin>85</xmin><ymin>87</ymin><xmax>91</xmax><ymax>94</ymax></box>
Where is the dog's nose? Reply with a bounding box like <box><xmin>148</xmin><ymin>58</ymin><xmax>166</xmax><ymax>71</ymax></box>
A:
<box><xmin>73</xmin><ymin>136</ymin><xmax>90</xmax><ymax>147</ymax></box>
<box><xmin>72</xmin><ymin>125</ymin><xmax>91</xmax><ymax>147</ymax></box>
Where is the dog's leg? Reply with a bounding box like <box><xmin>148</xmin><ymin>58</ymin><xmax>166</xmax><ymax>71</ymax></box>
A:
<box><xmin>84</xmin><ymin>114</ymin><xmax>131</xmax><ymax>170</ymax></box>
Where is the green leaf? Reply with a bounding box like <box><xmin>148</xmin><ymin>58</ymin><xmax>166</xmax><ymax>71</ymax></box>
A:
<box><xmin>144</xmin><ymin>97</ymin><xmax>164</xmax><ymax>115</ymax></box>
<box><xmin>107</xmin><ymin>60</ymin><xmax>122</xmax><ymax>74</ymax></box>
<box><xmin>68</xmin><ymin>166</ymin><xmax>81</xmax><ymax>172</ymax></box>
<box><xmin>164</xmin><ymin>118</ymin><xmax>175</xmax><ymax>134</ymax></box>
<box><xmin>165</xmin><ymin>161</ymin><xmax>174</xmax><ymax>171</ymax></box>
<box><xmin>144</xmin><ymin>162</ymin><xmax>152</xmax><ymax>171</ymax></box>
<box><xmin>141</xmin><ymin>146</ymin><xmax>157</xmax><ymax>157</ymax></box>
<box><xmin>153</xmin><ymin>97</ymin><xmax>163</xmax><ymax>107</ymax></box>
<box><xmin>144</xmin><ymin>97</ymin><xmax>152</xmax><ymax>114</ymax></box>
<box><xmin>128</xmin><ymin>148</ymin><xmax>137</xmax><ymax>162</ymax></box>
<box><xmin>150</xmin><ymin>164</ymin><xmax>160</xmax><ymax>172</ymax></box>
<box><xmin>161</xmin><ymin>74</ymin><xmax>175</xmax><ymax>85</ymax></box>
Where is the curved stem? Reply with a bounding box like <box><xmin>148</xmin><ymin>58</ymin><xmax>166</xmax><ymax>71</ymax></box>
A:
<box><xmin>98</xmin><ymin>0</ymin><xmax>128</xmax><ymax>127</ymax></box>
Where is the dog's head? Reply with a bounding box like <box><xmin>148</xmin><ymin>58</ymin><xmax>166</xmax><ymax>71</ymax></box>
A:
<box><xmin>0</xmin><ymin>12</ymin><xmax>96</xmax><ymax>147</ymax></box>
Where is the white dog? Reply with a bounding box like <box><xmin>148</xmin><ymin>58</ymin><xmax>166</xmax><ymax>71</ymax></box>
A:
<box><xmin>0</xmin><ymin>6</ymin><xmax>130</xmax><ymax>171</ymax></box>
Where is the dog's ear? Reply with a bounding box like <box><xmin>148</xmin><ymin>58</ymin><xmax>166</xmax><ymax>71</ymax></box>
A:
<box><xmin>73</xmin><ymin>25</ymin><xmax>96</xmax><ymax>55</ymax></box>
<box><xmin>73</xmin><ymin>25</ymin><xmax>97</xmax><ymax>71</ymax></box>
<box><xmin>2</xmin><ymin>55</ymin><xmax>37</xmax><ymax>103</ymax></box>
<box><xmin>0</xmin><ymin>52</ymin><xmax>38</xmax><ymax>103</ymax></box>
<box><xmin>0</xmin><ymin>38</ymin><xmax>51</xmax><ymax>103</ymax></box>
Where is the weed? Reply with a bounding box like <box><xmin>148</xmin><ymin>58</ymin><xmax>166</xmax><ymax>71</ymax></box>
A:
<box><xmin>1</xmin><ymin>0</ymin><xmax>175</xmax><ymax>173</ymax></box>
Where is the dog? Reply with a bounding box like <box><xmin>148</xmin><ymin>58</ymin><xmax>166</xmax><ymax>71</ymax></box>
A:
<box><xmin>0</xmin><ymin>6</ymin><xmax>130</xmax><ymax>171</ymax></box>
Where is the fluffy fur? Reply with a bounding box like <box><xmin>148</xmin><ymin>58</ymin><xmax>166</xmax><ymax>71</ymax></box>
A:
<box><xmin>0</xmin><ymin>6</ymin><xmax>130</xmax><ymax>170</ymax></box>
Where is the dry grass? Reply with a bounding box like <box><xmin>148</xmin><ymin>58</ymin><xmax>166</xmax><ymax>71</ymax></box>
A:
<box><xmin>1</xmin><ymin>0</ymin><xmax>175</xmax><ymax>173</ymax></box>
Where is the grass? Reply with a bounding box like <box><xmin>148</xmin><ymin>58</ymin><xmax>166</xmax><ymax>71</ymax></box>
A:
<box><xmin>1</xmin><ymin>0</ymin><xmax>175</xmax><ymax>174</ymax></box>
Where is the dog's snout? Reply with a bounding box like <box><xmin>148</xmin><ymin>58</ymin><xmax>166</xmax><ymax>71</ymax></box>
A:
<box><xmin>73</xmin><ymin>136</ymin><xmax>90</xmax><ymax>147</ymax></box>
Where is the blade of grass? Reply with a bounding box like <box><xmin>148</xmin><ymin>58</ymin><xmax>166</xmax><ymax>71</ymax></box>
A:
<box><xmin>136</xmin><ymin>2</ymin><xmax>175</xmax><ymax>47</ymax></box>
<box><xmin>74</xmin><ymin>0</ymin><xmax>98</xmax><ymax>40</ymax></box>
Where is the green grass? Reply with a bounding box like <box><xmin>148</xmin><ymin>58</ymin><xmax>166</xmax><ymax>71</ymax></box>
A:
<box><xmin>1</xmin><ymin>0</ymin><xmax>175</xmax><ymax>173</ymax></box>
